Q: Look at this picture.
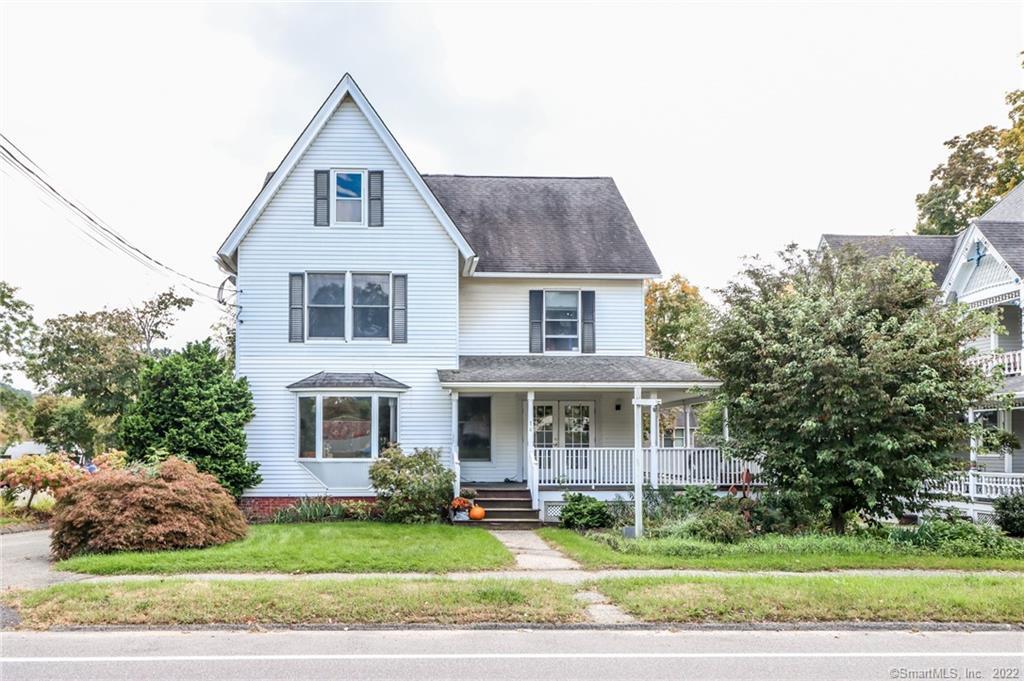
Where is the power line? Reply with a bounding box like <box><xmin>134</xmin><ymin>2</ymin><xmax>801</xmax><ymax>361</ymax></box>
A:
<box><xmin>0</xmin><ymin>133</ymin><xmax>236</xmax><ymax>307</ymax></box>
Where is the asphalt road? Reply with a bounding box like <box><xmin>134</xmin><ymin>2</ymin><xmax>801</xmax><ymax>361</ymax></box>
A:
<box><xmin>0</xmin><ymin>530</ymin><xmax>82</xmax><ymax>591</ymax></box>
<box><xmin>2</xmin><ymin>628</ymin><xmax>1022</xmax><ymax>681</ymax></box>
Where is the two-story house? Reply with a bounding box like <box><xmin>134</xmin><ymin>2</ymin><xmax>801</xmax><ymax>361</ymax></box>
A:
<box><xmin>216</xmin><ymin>75</ymin><xmax>730</xmax><ymax>524</ymax></box>
<box><xmin>820</xmin><ymin>182</ymin><xmax>1024</xmax><ymax>486</ymax></box>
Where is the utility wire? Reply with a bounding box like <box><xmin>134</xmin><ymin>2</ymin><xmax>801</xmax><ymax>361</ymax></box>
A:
<box><xmin>0</xmin><ymin>134</ymin><xmax>236</xmax><ymax>307</ymax></box>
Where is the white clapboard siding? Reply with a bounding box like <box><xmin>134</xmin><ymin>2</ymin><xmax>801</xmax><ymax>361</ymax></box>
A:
<box><xmin>459</xmin><ymin>278</ymin><xmax>645</xmax><ymax>356</ymax></box>
<box><xmin>236</xmin><ymin>97</ymin><xmax>460</xmax><ymax>497</ymax></box>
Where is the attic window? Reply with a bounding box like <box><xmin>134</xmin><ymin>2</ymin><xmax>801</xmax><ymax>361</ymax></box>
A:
<box><xmin>332</xmin><ymin>170</ymin><xmax>366</xmax><ymax>225</ymax></box>
<box><xmin>968</xmin><ymin>241</ymin><xmax>987</xmax><ymax>266</ymax></box>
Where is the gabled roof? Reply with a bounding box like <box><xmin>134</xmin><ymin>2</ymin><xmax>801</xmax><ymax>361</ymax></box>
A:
<box><xmin>819</xmin><ymin>234</ymin><xmax>958</xmax><ymax>285</ymax></box>
<box><xmin>979</xmin><ymin>181</ymin><xmax>1024</xmax><ymax>223</ymax></box>
<box><xmin>422</xmin><ymin>175</ymin><xmax>660</xmax><ymax>276</ymax></box>
<box><xmin>438</xmin><ymin>355</ymin><xmax>715</xmax><ymax>386</ymax></box>
<box><xmin>286</xmin><ymin>371</ymin><xmax>409</xmax><ymax>391</ymax></box>
<box><xmin>217</xmin><ymin>74</ymin><xmax>475</xmax><ymax>273</ymax></box>
<box><xmin>973</xmin><ymin>222</ymin><xmax>1024</xmax><ymax>282</ymax></box>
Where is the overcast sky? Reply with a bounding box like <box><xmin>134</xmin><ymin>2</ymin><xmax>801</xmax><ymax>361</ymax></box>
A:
<box><xmin>1</xmin><ymin>2</ymin><xmax>1022</xmax><ymax>389</ymax></box>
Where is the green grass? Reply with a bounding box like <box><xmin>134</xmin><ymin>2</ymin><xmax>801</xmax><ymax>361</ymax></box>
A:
<box><xmin>538</xmin><ymin>528</ymin><xmax>1024</xmax><ymax>571</ymax></box>
<box><xmin>57</xmin><ymin>522</ymin><xmax>514</xmax><ymax>575</ymax></box>
<box><xmin>595</xmin><ymin>574</ymin><xmax>1024</xmax><ymax>623</ymax></box>
<box><xmin>4</xmin><ymin>578</ymin><xmax>584</xmax><ymax>628</ymax></box>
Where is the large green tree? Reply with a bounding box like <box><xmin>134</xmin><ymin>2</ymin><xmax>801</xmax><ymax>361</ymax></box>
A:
<box><xmin>0</xmin><ymin>281</ymin><xmax>36</xmax><ymax>384</ymax></box>
<box><xmin>915</xmin><ymin>58</ymin><xmax>1024</xmax><ymax>234</ymax></box>
<box><xmin>706</xmin><ymin>245</ymin><xmax>998</xmax><ymax>533</ymax></box>
<box><xmin>118</xmin><ymin>340</ymin><xmax>260</xmax><ymax>497</ymax></box>
<box><xmin>24</xmin><ymin>289</ymin><xmax>192</xmax><ymax>419</ymax></box>
<box><xmin>30</xmin><ymin>394</ymin><xmax>97</xmax><ymax>455</ymax></box>
<box><xmin>645</xmin><ymin>274</ymin><xmax>712</xmax><ymax>363</ymax></box>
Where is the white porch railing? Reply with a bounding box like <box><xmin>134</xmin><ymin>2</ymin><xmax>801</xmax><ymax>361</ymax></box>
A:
<box><xmin>535</xmin><ymin>447</ymin><xmax>760</xmax><ymax>487</ymax></box>
<box><xmin>933</xmin><ymin>471</ymin><xmax>1024</xmax><ymax>500</ymax></box>
<box><xmin>967</xmin><ymin>349</ymin><xmax>1024</xmax><ymax>376</ymax></box>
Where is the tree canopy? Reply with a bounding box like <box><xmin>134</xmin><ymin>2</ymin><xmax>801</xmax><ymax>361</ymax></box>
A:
<box><xmin>645</xmin><ymin>274</ymin><xmax>712</xmax><ymax>363</ymax></box>
<box><xmin>0</xmin><ymin>281</ymin><xmax>36</xmax><ymax>384</ymax></box>
<box><xmin>915</xmin><ymin>57</ymin><xmax>1024</xmax><ymax>234</ymax></box>
<box><xmin>706</xmin><ymin>245</ymin><xmax>999</xmax><ymax>532</ymax></box>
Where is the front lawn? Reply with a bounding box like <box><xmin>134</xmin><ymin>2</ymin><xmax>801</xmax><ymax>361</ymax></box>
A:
<box><xmin>538</xmin><ymin>528</ymin><xmax>1024</xmax><ymax>571</ymax></box>
<box><xmin>4</xmin><ymin>578</ymin><xmax>584</xmax><ymax>628</ymax></box>
<box><xmin>595</xmin><ymin>574</ymin><xmax>1024</xmax><ymax>623</ymax></box>
<box><xmin>57</xmin><ymin>522</ymin><xmax>514</xmax><ymax>574</ymax></box>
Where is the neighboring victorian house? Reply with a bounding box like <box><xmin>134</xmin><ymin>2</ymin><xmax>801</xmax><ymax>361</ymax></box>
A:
<box><xmin>216</xmin><ymin>75</ymin><xmax>733</xmax><ymax>524</ymax></box>
<box><xmin>820</xmin><ymin>181</ymin><xmax>1024</xmax><ymax>478</ymax></box>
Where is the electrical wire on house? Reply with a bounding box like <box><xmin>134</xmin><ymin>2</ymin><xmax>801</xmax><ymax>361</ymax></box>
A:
<box><xmin>0</xmin><ymin>132</ymin><xmax>236</xmax><ymax>307</ymax></box>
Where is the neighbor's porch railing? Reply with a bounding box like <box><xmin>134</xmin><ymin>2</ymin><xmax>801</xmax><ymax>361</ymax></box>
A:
<box><xmin>535</xmin><ymin>447</ymin><xmax>760</xmax><ymax>487</ymax></box>
<box><xmin>967</xmin><ymin>349</ymin><xmax>1024</xmax><ymax>376</ymax></box>
<box><xmin>933</xmin><ymin>471</ymin><xmax>1024</xmax><ymax>501</ymax></box>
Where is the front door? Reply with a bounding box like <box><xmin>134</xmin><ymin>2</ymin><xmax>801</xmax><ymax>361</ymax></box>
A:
<box><xmin>533</xmin><ymin>401</ymin><xmax>594</xmax><ymax>477</ymax></box>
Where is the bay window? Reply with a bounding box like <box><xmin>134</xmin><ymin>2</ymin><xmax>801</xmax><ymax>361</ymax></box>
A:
<box><xmin>297</xmin><ymin>394</ymin><xmax>399</xmax><ymax>460</ymax></box>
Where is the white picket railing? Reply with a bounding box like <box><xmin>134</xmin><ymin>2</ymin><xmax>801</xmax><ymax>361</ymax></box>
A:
<box><xmin>967</xmin><ymin>349</ymin><xmax>1024</xmax><ymax>376</ymax></box>
<box><xmin>535</xmin><ymin>447</ymin><xmax>759</xmax><ymax>487</ymax></box>
<box><xmin>934</xmin><ymin>471</ymin><xmax>1024</xmax><ymax>500</ymax></box>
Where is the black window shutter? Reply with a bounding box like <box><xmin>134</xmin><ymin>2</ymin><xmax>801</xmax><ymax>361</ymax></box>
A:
<box><xmin>289</xmin><ymin>273</ymin><xmax>305</xmax><ymax>342</ymax></box>
<box><xmin>392</xmin><ymin>274</ymin><xmax>407</xmax><ymax>343</ymax></box>
<box><xmin>529</xmin><ymin>290</ymin><xmax>543</xmax><ymax>353</ymax></box>
<box><xmin>368</xmin><ymin>171</ymin><xmax>383</xmax><ymax>227</ymax></box>
<box><xmin>314</xmin><ymin>170</ymin><xmax>329</xmax><ymax>226</ymax></box>
<box><xmin>581</xmin><ymin>290</ymin><xmax>596</xmax><ymax>353</ymax></box>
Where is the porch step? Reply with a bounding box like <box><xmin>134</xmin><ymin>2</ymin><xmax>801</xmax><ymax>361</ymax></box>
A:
<box><xmin>464</xmin><ymin>485</ymin><xmax>530</xmax><ymax>500</ymax></box>
<box><xmin>464</xmin><ymin>518</ymin><xmax>544</xmax><ymax>530</ymax></box>
<box><xmin>472</xmin><ymin>497</ymin><xmax>533</xmax><ymax>510</ymax></box>
<box><xmin>472</xmin><ymin>507</ymin><xmax>540</xmax><ymax>520</ymax></box>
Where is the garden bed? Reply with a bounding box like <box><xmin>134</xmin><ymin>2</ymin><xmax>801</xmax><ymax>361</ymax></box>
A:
<box><xmin>4</xmin><ymin>578</ymin><xmax>584</xmax><ymax>628</ymax></box>
<box><xmin>594</xmin><ymin>574</ymin><xmax>1024</xmax><ymax>623</ymax></box>
<box><xmin>56</xmin><ymin>522</ymin><xmax>514</xmax><ymax>574</ymax></box>
<box><xmin>538</xmin><ymin>528</ymin><xmax>1024</xmax><ymax>571</ymax></box>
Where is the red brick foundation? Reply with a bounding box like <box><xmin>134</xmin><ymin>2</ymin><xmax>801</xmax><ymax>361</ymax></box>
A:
<box><xmin>240</xmin><ymin>496</ymin><xmax>376</xmax><ymax>520</ymax></box>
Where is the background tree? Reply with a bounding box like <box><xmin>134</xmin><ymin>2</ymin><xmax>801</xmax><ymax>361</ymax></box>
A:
<box><xmin>706</xmin><ymin>245</ymin><xmax>998</xmax><ymax>533</ymax></box>
<box><xmin>30</xmin><ymin>394</ymin><xmax>98</xmax><ymax>456</ymax></box>
<box><xmin>915</xmin><ymin>57</ymin><xmax>1024</xmax><ymax>234</ymax></box>
<box><xmin>0</xmin><ymin>384</ymin><xmax>33</xmax><ymax>455</ymax></box>
<box><xmin>645</xmin><ymin>274</ymin><xmax>712</xmax><ymax>363</ymax></box>
<box><xmin>118</xmin><ymin>340</ymin><xmax>260</xmax><ymax>497</ymax></box>
<box><xmin>0</xmin><ymin>281</ymin><xmax>37</xmax><ymax>384</ymax></box>
<box><xmin>24</xmin><ymin>288</ymin><xmax>192</xmax><ymax>419</ymax></box>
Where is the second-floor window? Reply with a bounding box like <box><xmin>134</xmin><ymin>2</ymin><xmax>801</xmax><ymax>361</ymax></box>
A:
<box><xmin>306</xmin><ymin>272</ymin><xmax>391</xmax><ymax>341</ymax></box>
<box><xmin>545</xmin><ymin>290</ymin><xmax>580</xmax><ymax>352</ymax></box>
<box><xmin>352</xmin><ymin>274</ymin><xmax>390</xmax><ymax>339</ymax></box>
<box><xmin>307</xmin><ymin>274</ymin><xmax>346</xmax><ymax>339</ymax></box>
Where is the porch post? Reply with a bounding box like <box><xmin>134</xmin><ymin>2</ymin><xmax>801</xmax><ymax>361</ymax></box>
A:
<box><xmin>1004</xmin><ymin>408</ymin><xmax>1014</xmax><ymax>474</ymax></box>
<box><xmin>967</xmin><ymin>408</ymin><xmax>978</xmax><ymax>503</ymax></box>
<box><xmin>450</xmin><ymin>391</ymin><xmax>460</xmax><ymax>497</ymax></box>
<box><xmin>527</xmin><ymin>390</ymin><xmax>537</xmax><ymax>510</ymax></box>
<box><xmin>650</xmin><ymin>392</ymin><xmax>659</xmax><ymax>489</ymax></box>
<box><xmin>722</xmin><ymin>404</ymin><xmax>730</xmax><ymax>442</ymax></box>
<box><xmin>684</xmin><ymin>405</ymin><xmax>692</xmax><ymax>448</ymax></box>
<box><xmin>633</xmin><ymin>385</ymin><xmax>644</xmax><ymax>537</ymax></box>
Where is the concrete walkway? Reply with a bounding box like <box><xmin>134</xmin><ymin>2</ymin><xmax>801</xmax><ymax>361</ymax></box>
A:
<box><xmin>488</xmin><ymin>530</ymin><xmax>581</xmax><ymax>570</ymax></box>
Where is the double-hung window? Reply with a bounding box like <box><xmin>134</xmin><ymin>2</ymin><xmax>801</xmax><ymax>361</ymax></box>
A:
<box><xmin>307</xmin><ymin>274</ymin><xmax>346</xmax><ymax>339</ymax></box>
<box><xmin>544</xmin><ymin>290</ymin><xmax>580</xmax><ymax>352</ymax></box>
<box><xmin>298</xmin><ymin>394</ymin><xmax>399</xmax><ymax>460</ymax></box>
<box><xmin>332</xmin><ymin>170</ymin><xmax>366</xmax><ymax>225</ymax></box>
<box><xmin>352</xmin><ymin>274</ymin><xmax>390</xmax><ymax>339</ymax></box>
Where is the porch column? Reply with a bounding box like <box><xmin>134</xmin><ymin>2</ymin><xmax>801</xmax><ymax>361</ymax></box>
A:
<box><xmin>722</xmin><ymin>404</ymin><xmax>730</xmax><ymax>442</ymax></box>
<box><xmin>649</xmin><ymin>392</ymin><xmax>659</xmax><ymax>489</ymax></box>
<box><xmin>633</xmin><ymin>386</ymin><xmax>644</xmax><ymax>537</ymax></box>
<box><xmin>527</xmin><ymin>390</ymin><xmax>538</xmax><ymax>510</ymax></box>
<box><xmin>684</xmin><ymin>405</ymin><xmax>693</xmax><ymax>448</ymax></box>
<box><xmin>1006</xmin><ymin>408</ymin><xmax>1015</xmax><ymax>474</ymax></box>
<box><xmin>450</xmin><ymin>391</ymin><xmax>460</xmax><ymax>496</ymax></box>
<box><xmin>967</xmin><ymin>408</ymin><xmax>978</xmax><ymax>502</ymax></box>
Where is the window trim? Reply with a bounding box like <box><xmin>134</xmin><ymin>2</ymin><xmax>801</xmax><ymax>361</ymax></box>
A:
<box><xmin>543</xmin><ymin>289</ymin><xmax>581</xmax><ymax>354</ymax></box>
<box><xmin>295</xmin><ymin>391</ymin><xmax>401</xmax><ymax>462</ymax></box>
<box><xmin>305</xmin><ymin>272</ymin><xmax>347</xmax><ymax>341</ymax></box>
<box><xmin>302</xmin><ymin>271</ymin><xmax>393</xmax><ymax>343</ymax></box>
<box><xmin>350</xmin><ymin>272</ymin><xmax>392</xmax><ymax>342</ymax></box>
<box><xmin>458</xmin><ymin>394</ymin><xmax>493</xmax><ymax>462</ymax></box>
<box><xmin>329</xmin><ymin>169</ymin><xmax>368</xmax><ymax>227</ymax></box>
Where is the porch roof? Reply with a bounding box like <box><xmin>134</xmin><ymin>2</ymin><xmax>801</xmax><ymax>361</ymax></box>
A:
<box><xmin>286</xmin><ymin>371</ymin><xmax>410</xmax><ymax>391</ymax></box>
<box><xmin>437</xmin><ymin>355</ymin><xmax>718</xmax><ymax>388</ymax></box>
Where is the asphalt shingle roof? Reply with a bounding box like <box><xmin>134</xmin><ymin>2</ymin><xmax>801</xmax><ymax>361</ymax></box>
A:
<box><xmin>819</xmin><ymin>234</ymin><xmax>959</xmax><ymax>285</ymax></box>
<box><xmin>975</xmin><ymin>221</ymin><xmax>1024</xmax><ymax>280</ymax></box>
<box><xmin>437</xmin><ymin>355</ymin><xmax>716</xmax><ymax>385</ymax></box>
<box><xmin>979</xmin><ymin>182</ymin><xmax>1024</xmax><ymax>223</ymax></box>
<box><xmin>422</xmin><ymin>175</ymin><xmax>661</xmax><ymax>275</ymax></box>
<box><xmin>286</xmin><ymin>372</ymin><xmax>410</xmax><ymax>390</ymax></box>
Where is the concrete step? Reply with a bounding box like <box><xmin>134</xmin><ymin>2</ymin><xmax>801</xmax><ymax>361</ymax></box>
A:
<box><xmin>472</xmin><ymin>497</ymin><xmax>533</xmax><ymax>510</ymax></box>
<box><xmin>464</xmin><ymin>518</ymin><xmax>544</xmax><ymax>530</ymax></box>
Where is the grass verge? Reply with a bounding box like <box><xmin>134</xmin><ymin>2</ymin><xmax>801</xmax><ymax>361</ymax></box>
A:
<box><xmin>595</xmin><ymin>574</ymin><xmax>1024</xmax><ymax>623</ymax></box>
<box><xmin>538</xmin><ymin>528</ymin><xmax>1024</xmax><ymax>571</ymax></box>
<box><xmin>3</xmin><ymin>578</ymin><xmax>584</xmax><ymax>628</ymax></box>
<box><xmin>57</xmin><ymin>522</ymin><xmax>514</xmax><ymax>574</ymax></box>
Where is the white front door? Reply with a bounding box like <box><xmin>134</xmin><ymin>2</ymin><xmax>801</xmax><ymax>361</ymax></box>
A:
<box><xmin>533</xmin><ymin>401</ymin><xmax>594</xmax><ymax>476</ymax></box>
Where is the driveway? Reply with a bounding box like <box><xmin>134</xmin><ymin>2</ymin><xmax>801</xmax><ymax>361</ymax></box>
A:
<box><xmin>1</xmin><ymin>530</ymin><xmax>84</xmax><ymax>591</ymax></box>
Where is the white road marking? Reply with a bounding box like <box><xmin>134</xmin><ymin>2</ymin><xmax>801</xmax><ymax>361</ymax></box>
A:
<box><xmin>3</xmin><ymin>651</ymin><xmax>1022</xmax><ymax>663</ymax></box>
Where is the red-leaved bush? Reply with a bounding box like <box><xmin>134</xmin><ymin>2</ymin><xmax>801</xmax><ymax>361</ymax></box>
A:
<box><xmin>50</xmin><ymin>457</ymin><xmax>247</xmax><ymax>559</ymax></box>
<box><xmin>0</xmin><ymin>453</ymin><xmax>83</xmax><ymax>509</ymax></box>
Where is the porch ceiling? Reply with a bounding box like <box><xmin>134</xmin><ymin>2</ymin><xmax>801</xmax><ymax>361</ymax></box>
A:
<box><xmin>437</xmin><ymin>355</ymin><xmax>719</xmax><ymax>390</ymax></box>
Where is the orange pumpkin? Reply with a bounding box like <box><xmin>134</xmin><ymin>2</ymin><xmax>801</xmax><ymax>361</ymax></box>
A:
<box><xmin>468</xmin><ymin>505</ymin><xmax>486</xmax><ymax>521</ymax></box>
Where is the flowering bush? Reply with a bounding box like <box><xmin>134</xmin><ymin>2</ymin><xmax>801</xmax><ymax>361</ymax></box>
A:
<box><xmin>0</xmin><ymin>453</ymin><xmax>83</xmax><ymax>509</ymax></box>
<box><xmin>451</xmin><ymin>497</ymin><xmax>473</xmax><ymax>511</ymax></box>
<box><xmin>50</xmin><ymin>457</ymin><xmax>247</xmax><ymax>559</ymax></box>
<box><xmin>91</xmin><ymin>449</ymin><xmax>128</xmax><ymax>471</ymax></box>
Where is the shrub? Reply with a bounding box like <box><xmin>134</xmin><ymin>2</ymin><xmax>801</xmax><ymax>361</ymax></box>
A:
<box><xmin>677</xmin><ymin>508</ymin><xmax>749</xmax><ymax>544</ymax></box>
<box><xmin>671</xmin><ymin>485</ymin><xmax>717</xmax><ymax>516</ymax></box>
<box><xmin>368</xmin><ymin>445</ymin><xmax>455</xmax><ymax>523</ymax></box>
<box><xmin>118</xmin><ymin>340</ymin><xmax>260</xmax><ymax>497</ymax></box>
<box><xmin>560</xmin><ymin>493</ymin><xmax>612</xmax><ymax>531</ymax></box>
<box><xmin>0</xmin><ymin>453</ymin><xmax>83</xmax><ymax>509</ymax></box>
<box><xmin>91</xmin><ymin>449</ymin><xmax>128</xmax><ymax>471</ymax></box>
<box><xmin>886</xmin><ymin>519</ymin><xmax>1024</xmax><ymax>558</ymax></box>
<box><xmin>50</xmin><ymin>457</ymin><xmax>247</xmax><ymax>559</ymax></box>
<box><xmin>270</xmin><ymin>497</ymin><xmax>380</xmax><ymax>524</ymax></box>
<box><xmin>993</xmin><ymin>492</ymin><xmax>1024</xmax><ymax>538</ymax></box>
